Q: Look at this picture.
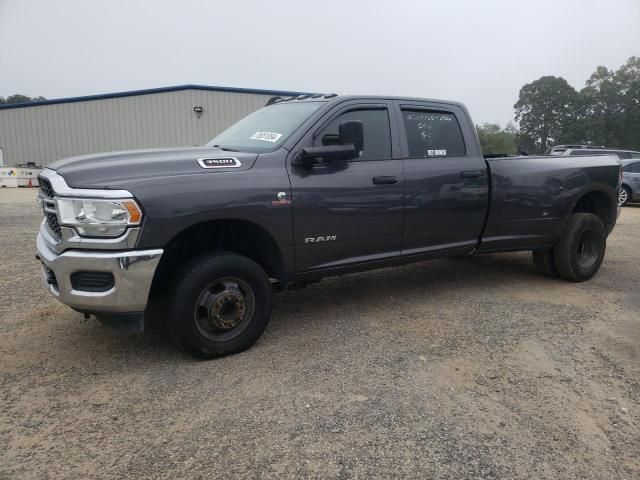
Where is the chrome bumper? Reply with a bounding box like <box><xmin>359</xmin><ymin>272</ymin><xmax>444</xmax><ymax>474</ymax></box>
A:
<box><xmin>36</xmin><ymin>232</ymin><xmax>163</xmax><ymax>313</ymax></box>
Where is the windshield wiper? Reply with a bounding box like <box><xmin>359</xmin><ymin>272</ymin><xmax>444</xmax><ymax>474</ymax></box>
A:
<box><xmin>211</xmin><ymin>144</ymin><xmax>240</xmax><ymax>152</ymax></box>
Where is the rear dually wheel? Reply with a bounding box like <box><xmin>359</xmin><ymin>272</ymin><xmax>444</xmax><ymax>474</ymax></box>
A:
<box><xmin>532</xmin><ymin>248</ymin><xmax>558</xmax><ymax>277</ymax></box>
<box><xmin>553</xmin><ymin>213</ymin><xmax>606</xmax><ymax>282</ymax></box>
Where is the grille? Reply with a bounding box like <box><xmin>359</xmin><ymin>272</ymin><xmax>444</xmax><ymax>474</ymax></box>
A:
<box><xmin>45</xmin><ymin>211</ymin><xmax>62</xmax><ymax>239</ymax></box>
<box><xmin>39</xmin><ymin>176</ymin><xmax>62</xmax><ymax>241</ymax></box>
<box><xmin>39</xmin><ymin>177</ymin><xmax>55</xmax><ymax>198</ymax></box>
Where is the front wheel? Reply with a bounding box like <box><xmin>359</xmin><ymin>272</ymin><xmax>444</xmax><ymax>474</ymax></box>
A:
<box><xmin>553</xmin><ymin>213</ymin><xmax>606</xmax><ymax>282</ymax></box>
<box><xmin>618</xmin><ymin>186</ymin><xmax>631</xmax><ymax>206</ymax></box>
<box><xmin>166</xmin><ymin>253</ymin><xmax>273</xmax><ymax>359</ymax></box>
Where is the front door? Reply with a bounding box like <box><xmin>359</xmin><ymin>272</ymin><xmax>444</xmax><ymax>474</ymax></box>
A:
<box><xmin>288</xmin><ymin>102</ymin><xmax>404</xmax><ymax>272</ymax></box>
<box><xmin>396</xmin><ymin>102</ymin><xmax>489</xmax><ymax>255</ymax></box>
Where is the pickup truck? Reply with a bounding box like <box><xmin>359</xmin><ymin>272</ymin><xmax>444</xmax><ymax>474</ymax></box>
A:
<box><xmin>35</xmin><ymin>94</ymin><xmax>621</xmax><ymax>358</ymax></box>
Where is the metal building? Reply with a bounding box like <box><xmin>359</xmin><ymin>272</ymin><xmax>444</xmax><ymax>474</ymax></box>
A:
<box><xmin>0</xmin><ymin>84</ymin><xmax>306</xmax><ymax>167</ymax></box>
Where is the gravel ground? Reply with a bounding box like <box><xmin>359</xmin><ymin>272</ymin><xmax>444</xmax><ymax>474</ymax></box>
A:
<box><xmin>0</xmin><ymin>188</ymin><xmax>639</xmax><ymax>480</ymax></box>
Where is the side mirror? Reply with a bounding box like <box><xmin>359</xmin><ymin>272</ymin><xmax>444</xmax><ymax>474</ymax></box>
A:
<box><xmin>292</xmin><ymin>119</ymin><xmax>364</xmax><ymax>166</ymax></box>
<box><xmin>295</xmin><ymin>144</ymin><xmax>357</xmax><ymax>165</ymax></box>
<box><xmin>339</xmin><ymin>120</ymin><xmax>364</xmax><ymax>154</ymax></box>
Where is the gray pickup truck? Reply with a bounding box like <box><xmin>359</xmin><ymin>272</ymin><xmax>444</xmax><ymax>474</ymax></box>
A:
<box><xmin>35</xmin><ymin>94</ymin><xmax>621</xmax><ymax>358</ymax></box>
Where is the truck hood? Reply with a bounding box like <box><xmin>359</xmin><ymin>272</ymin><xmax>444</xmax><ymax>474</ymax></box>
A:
<box><xmin>49</xmin><ymin>147</ymin><xmax>259</xmax><ymax>189</ymax></box>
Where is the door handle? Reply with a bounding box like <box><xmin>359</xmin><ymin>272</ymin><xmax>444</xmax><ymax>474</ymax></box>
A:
<box><xmin>372</xmin><ymin>176</ymin><xmax>399</xmax><ymax>185</ymax></box>
<box><xmin>460</xmin><ymin>170</ymin><xmax>484</xmax><ymax>179</ymax></box>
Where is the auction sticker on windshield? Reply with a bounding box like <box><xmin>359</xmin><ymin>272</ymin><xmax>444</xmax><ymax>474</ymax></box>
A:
<box><xmin>250</xmin><ymin>131</ymin><xmax>283</xmax><ymax>143</ymax></box>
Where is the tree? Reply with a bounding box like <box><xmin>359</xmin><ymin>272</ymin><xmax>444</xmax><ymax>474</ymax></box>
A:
<box><xmin>0</xmin><ymin>94</ymin><xmax>47</xmax><ymax>104</ymax></box>
<box><xmin>514</xmin><ymin>76</ymin><xmax>581</xmax><ymax>154</ymax></box>
<box><xmin>581</xmin><ymin>57</ymin><xmax>640</xmax><ymax>150</ymax></box>
<box><xmin>580</xmin><ymin>66</ymin><xmax>624</xmax><ymax>147</ymax></box>
<box><xmin>476</xmin><ymin>122</ymin><xmax>519</xmax><ymax>155</ymax></box>
<box><xmin>618</xmin><ymin>56</ymin><xmax>640</xmax><ymax>150</ymax></box>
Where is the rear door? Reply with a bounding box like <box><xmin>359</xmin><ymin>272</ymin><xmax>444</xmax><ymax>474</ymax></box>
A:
<box><xmin>394</xmin><ymin>102</ymin><xmax>489</xmax><ymax>255</ymax></box>
<box><xmin>288</xmin><ymin>101</ymin><xmax>404</xmax><ymax>272</ymax></box>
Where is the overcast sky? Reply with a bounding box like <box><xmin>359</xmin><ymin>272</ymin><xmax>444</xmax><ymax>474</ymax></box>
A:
<box><xmin>1</xmin><ymin>0</ymin><xmax>638</xmax><ymax>125</ymax></box>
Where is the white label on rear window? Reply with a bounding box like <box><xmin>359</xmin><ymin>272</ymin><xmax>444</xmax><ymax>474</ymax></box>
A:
<box><xmin>250</xmin><ymin>131</ymin><xmax>283</xmax><ymax>143</ymax></box>
<box><xmin>427</xmin><ymin>149</ymin><xmax>447</xmax><ymax>156</ymax></box>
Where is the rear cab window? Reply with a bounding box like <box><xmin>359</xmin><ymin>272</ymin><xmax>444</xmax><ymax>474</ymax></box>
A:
<box><xmin>400</xmin><ymin>109</ymin><xmax>466</xmax><ymax>158</ymax></box>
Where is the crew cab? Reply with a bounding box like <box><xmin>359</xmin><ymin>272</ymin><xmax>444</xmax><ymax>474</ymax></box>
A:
<box><xmin>35</xmin><ymin>95</ymin><xmax>621</xmax><ymax>358</ymax></box>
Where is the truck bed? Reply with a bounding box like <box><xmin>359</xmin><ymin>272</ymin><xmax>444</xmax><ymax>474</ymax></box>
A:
<box><xmin>479</xmin><ymin>154</ymin><xmax>620</xmax><ymax>252</ymax></box>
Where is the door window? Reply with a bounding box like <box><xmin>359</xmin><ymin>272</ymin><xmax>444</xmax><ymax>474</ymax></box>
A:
<box><xmin>314</xmin><ymin>109</ymin><xmax>391</xmax><ymax>161</ymax></box>
<box><xmin>401</xmin><ymin>109</ymin><xmax>466</xmax><ymax>158</ymax></box>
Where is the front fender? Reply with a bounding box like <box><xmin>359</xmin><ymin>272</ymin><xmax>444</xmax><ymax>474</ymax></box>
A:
<box><xmin>128</xmin><ymin>154</ymin><xmax>295</xmax><ymax>275</ymax></box>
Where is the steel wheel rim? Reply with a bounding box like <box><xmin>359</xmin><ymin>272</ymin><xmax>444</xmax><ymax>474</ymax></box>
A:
<box><xmin>575</xmin><ymin>230</ymin><xmax>599</xmax><ymax>270</ymax></box>
<box><xmin>618</xmin><ymin>188</ymin><xmax>628</xmax><ymax>205</ymax></box>
<box><xmin>194</xmin><ymin>277</ymin><xmax>256</xmax><ymax>341</ymax></box>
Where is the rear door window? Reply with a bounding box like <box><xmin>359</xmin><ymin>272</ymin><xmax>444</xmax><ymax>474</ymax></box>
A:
<box><xmin>401</xmin><ymin>110</ymin><xmax>466</xmax><ymax>158</ymax></box>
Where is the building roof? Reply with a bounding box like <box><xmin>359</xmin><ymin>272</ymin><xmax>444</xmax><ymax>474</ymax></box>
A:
<box><xmin>0</xmin><ymin>84</ymin><xmax>310</xmax><ymax>110</ymax></box>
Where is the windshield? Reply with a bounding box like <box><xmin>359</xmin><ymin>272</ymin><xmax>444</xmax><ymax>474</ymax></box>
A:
<box><xmin>207</xmin><ymin>102</ymin><xmax>323</xmax><ymax>153</ymax></box>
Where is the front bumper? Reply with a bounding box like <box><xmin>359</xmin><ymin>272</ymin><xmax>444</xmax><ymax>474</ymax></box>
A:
<box><xmin>36</xmin><ymin>232</ymin><xmax>163</xmax><ymax>314</ymax></box>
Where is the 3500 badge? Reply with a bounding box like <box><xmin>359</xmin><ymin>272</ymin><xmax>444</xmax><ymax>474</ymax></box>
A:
<box><xmin>197</xmin><ymin>158</ymin><xmax>242</xmax><ymax>169</ymax></box>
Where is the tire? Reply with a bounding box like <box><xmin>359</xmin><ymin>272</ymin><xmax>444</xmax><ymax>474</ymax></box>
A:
<box><xmin>553</xmin><ymin>213</ymin><xmax>606</xmax><ymax>282</ymax></box>
<box><xmin>532</xmin><ymin>248</ymin><xmax>558</xmax><ymax>277</ymax></box>
<box><xmin>166</xmin><ymin>252</ymin><xmax>273</xmax><ymax>359</ymax></box>
<box><xmin>618</xmin><ymin>185</ymin><xmax>631</xmax><ymax>206</ymax></box>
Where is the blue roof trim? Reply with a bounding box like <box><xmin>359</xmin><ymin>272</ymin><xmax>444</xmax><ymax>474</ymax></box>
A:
<box><xmin>0</xmin><ymin>84</ymin><xmax>311</xmax><ymax>110</ymax></box>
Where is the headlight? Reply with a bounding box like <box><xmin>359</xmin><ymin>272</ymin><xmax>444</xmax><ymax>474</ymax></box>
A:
<box><xmin>56</xmin><ymin>198</ymin><xmax>142</xmax><ymax>237</ymax></box>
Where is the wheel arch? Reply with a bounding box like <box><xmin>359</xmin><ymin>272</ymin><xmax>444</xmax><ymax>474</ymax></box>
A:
<box><xmin>149</xmin><ymin>219</ymin><xmax>287</xmax><ymax>298</ymax></box>
<box><xmin>569</xmin><ymin>189</ymin><xmax>616</xmax><ymax>233</ymax></box>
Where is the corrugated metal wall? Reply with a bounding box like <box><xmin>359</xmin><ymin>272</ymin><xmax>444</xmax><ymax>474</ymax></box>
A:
<box><xmin>0</xmin><ymin>89</ymin><xmax>274</xmax><ymax>166</ymax></box>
